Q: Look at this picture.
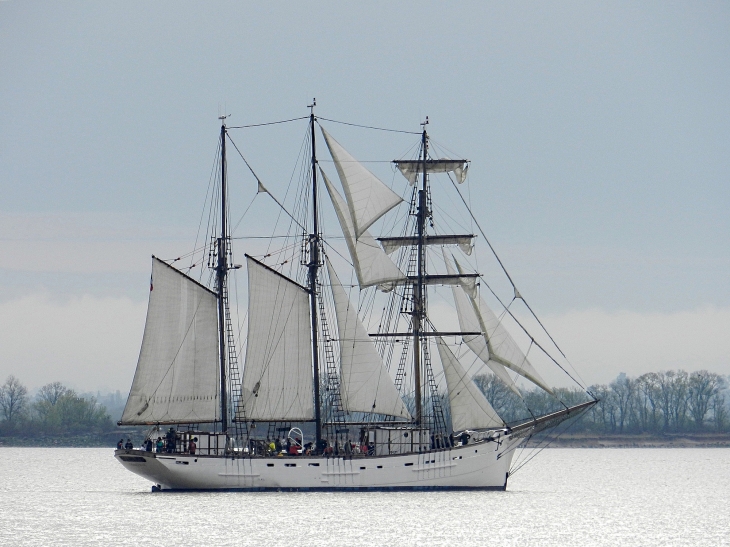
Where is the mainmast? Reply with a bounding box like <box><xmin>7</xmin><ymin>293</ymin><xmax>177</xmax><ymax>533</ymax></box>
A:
<box><xmin>412</xmin><ymin>119</ymin><xmax>429</xmax><ymax>425</ymax></box>
<box><xmin>308</xmin><ymin>100</ymin><xmax>323</xmax><ymax>449</ymax></box>
<box><xmin>217</xmin><ymin>118</ymin><xmax>229</xmax><ymax>433</ymax></box>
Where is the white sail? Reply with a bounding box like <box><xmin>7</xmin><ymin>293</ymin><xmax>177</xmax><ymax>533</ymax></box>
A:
<box><xmin>327</xmin><ymin>260</ymin><xmax>412</xmax><ymax>420</ymax></box>
<box><xmin>121</xmin><ymin>257</ymin><xmax>220</xmax><ymax>425</ymax></box>
<box><xmin>237</xmin><ymin>256</ymin><xmax>314</xmax><ymax>421</ymax></box>
<box><xmin>417</xmin><ymin>274</ymin><xmax>478</xmax><ymax>298</ymax></box>
<box><xmin>442</xmin><ymin>251</ymin><xmax>522</xmax><ymax>396</ymax></box>
<box><xmin>452</xmin><ymin>256</ymin><xmax>553</xmax><ymax>394</ymax></box>
<box><xmin>436</xmin><ymin>337</ymin><xmax>504</xmax><ymax>431</ymax></box>
<box><xmin>321</xmin><ymin>168</ymin><xmax>406</xmax><ymax>290</ymax></box>
<box><xmin>321</xmin><ymin>126</ymin><xmax>403</xmax><ymax>238</ymax></box>
<box><xmin>395</xmin><ymin>159</ymin><xmax>469</xmax><ymax>185</ymax></box>
<box><xmin>380</xmin><ymin>234</ymin><xmax>474</xmax><ymax>256</ymax></box>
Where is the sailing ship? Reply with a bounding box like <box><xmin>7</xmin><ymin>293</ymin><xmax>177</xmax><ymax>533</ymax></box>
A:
<box><xmin>115</xmin><ymin>105</ymin><xmax>596</xmax><ymax>491</ymax></box>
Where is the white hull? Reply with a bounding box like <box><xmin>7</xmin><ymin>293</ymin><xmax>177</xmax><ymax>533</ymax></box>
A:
<box><xmin>115</xmin><ymin>436</ymin><xmax>522</xmax><ymax>491</ymax></box>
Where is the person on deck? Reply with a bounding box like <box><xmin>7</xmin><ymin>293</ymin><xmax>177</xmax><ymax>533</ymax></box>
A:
<box><xmin>117</xmin><ymin>439</ymin><xmax>124</xmax><ymax>449</ymax></box>
<box><xmin>189</xmin><ymin>437</ymin><xmax>197</xmax><ymax>455</ymax></box>
<box><xmin>145</xmin><ymin>438</ymin><xmax>153</xmax><ymax>452</ymax></box>
<box><xmin>166</xmin><ymin>427</ymin><xmax>176</xmax><ymax>453</ymax></box>
<box><xmin>156</xmin><ymin>437</ymin><xmax>164</xmax><ymax>453</ymax></box>
<box><xmin>124</xmin><ymin>439</ymin><xmax>133</xmax><ymax>450</ymax></box>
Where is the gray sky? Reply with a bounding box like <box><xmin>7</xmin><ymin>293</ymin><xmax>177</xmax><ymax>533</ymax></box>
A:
<box><xmin>1</xmin><ymin>1</ymin><xmax>729</xmax><ymax>392</ymax></box>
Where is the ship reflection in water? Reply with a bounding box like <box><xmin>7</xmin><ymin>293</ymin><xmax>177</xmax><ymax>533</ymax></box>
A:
<box><xmin>2</xmin><ymin>447</ymin><xmax>728</xmax><ymax>546</ymax></box>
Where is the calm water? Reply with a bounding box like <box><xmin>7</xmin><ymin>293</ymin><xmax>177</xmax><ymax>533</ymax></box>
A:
<box><xmin>1</xmin><ymin>447</ymin><xmax>728</xmax><ymax>546</ymax></box>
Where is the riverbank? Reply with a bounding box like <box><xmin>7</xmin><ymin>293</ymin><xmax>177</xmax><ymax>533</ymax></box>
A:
<box><xmin>0</xmin><ymin>429</ymin><xmax>145</xmax><ymax>448</ymax></box>
<box><xmin>3</xmin><ymin>432</ymin><xmax>730</xmax><ymax>448</ymax></box>
<box><xmin>533</xmin><ymin>433</ymin><xmax>730</xmax><ymax>448</ymax></box>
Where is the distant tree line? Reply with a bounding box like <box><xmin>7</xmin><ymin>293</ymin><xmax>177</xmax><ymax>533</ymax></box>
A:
<box><xmin>2</xmin><ymin>369</ymin><xmax>728</xmax><ymax>440</ymax></box>
<box><xmin>474</xmin><ymin>369</ymin><xmax>729</xmax><ymax>434</ymax></box>
<box><xmin>0</xmin><ymin>376</ymin><xmax>113</xmax><ymax>437</ymax></box>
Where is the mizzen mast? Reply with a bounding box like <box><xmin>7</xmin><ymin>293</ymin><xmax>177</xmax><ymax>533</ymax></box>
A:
<box><xmin>217</xmin><ymin>117</ymin><xmax>229</xmax><ymax>433</ymax></box>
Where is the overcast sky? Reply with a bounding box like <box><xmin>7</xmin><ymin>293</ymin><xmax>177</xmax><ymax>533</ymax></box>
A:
<box><xmin>1</xmin><ymin>1</ymin><xmax>728</xmax><ymax>393</ymax></box>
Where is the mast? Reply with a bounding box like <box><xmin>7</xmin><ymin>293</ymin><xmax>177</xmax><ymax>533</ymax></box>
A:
<box><xmin>217</xmin><ymin>118</ymin><xmax>229</xmax><ymax>433</ymax></box>
<box><xmin>412</xmin><ymin>119</ymin><xmax>429</xmax><ymax>425</ymax></box>
<box><xmin>308</xmin><ymin>100</ymin><xmax>323</xmax><ymax>448</ymax></box>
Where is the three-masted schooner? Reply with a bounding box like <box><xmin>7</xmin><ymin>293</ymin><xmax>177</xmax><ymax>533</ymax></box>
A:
<box><xmin>115</xmin><ymin>106</ymin><xmax>596</xmax><ymax>491</ymax></box>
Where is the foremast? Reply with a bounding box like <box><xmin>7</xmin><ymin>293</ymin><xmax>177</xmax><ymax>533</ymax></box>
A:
<box><xmin>402</xmin><ymin>119</ymin><xmax>475</xmax><ymax>432</ymax></box>
<box><xmin>308</xmin><ymin>101</ymin><xmax>323</xmax><ymax>449</ymax></box>
<box><xmin>412</xmin><ymin>121</ymin><xmax>429</xmax><ymax>425</ymax></box>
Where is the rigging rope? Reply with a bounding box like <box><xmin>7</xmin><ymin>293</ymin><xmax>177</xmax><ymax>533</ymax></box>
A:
<box><xmin>508</xmin><ymin>407</ymin><xmax>587</xmax><ymax>476</ymax></box>
<box><xmin>231</xmin><ymin>192</ymin><xmax>259</xmax><ymax>235</ymax></box>
<box><xmin>480</xmin><ymin>277</ymin><xmax>588</xmax><ymax>391</ymax></box>
<box><xmin>226</xmin><ymin>116</ymin><xmax>308</xmax><ymax>129</ymax></box>
<box><xmin>446</xmin><ymin>172</ymin><xmax>570</xmax><ymax>361</ymax></box>
<box><xmin>317</xmin><ymin>117</ymin><xmax>420</xmax><ymax>135</ymax></box>
<box><xmin>225</xmin><ymin>133</ymin><xmax>307</xmax><ymax>232</ymax></box>
<box><xmin>190</xmin><ymin>140</ymin><xmax>221</xmax><ymax>276</ymax></box>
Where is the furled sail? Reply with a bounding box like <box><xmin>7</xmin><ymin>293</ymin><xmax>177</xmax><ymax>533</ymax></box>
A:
<box><xmin>321</xmin><ymin>126</ymin><xmax>403</xmax><ymax>238</ymax></box>
<box><xmin>327</xmin><ymin>260</ymin><xmax>412</xmax><ymax>420</ymax></box>
<box><xmin>394</xmin><ymin>159</ymin><xmax>469</xmax><ymax>185</ymax></box>
<box><xmin>442</xmin><ymin>251</ymin><xmax>522</xmax><ymax>396</ymax></box>
<box><xmin>436</xmin><ymin>337</ymin><xmax>504</xmax><ymax>431</ymax></box>
<box><xmin>121</xmin><ymin>257</ymin><xmax>220</xmax><ymax>425</ymax></box>
<box><xmin>321</xmin><ymin>168</ymin><xmax>405</xmax><ymax>291</ymax></box>
<box><xmin>394</xmin><ymin>273</ymin><xmax>478</xmax><ymax>298</ymax></box>
<box><xmin>379</xmin><ymin>234</ymin><xmax>475</xmax><ymax>256</ymax></box>
<box><xmin>453</xmin><ymin>256</ymin><xmax>553</xmax><ymax>394</ymax></box>
<box><xmin>237</xmin><ymin>256</ymin><xmax>314</xmax><ymax>422</ymax></box>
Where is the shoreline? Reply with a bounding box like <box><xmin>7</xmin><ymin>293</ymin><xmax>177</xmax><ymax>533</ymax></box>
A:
<box><xmin>530</xmin><ymin>433</ymin><xmax>730</xmax><ymax>448</ymax></box>
<box><xmin>2</xmin><ymin>433</ymin><xmax>730</xmax><ymax>449</ymax></box>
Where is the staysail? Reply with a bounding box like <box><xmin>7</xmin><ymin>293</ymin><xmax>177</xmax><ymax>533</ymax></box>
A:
<box><xmin>452</xmin><ymin>255</ymin><xmax>553</xmax><ymax>394</ymax></box>
<box><xmin>442</xmin><ymin>250</ymin><xmax>522</xmax><ymax>396</ymax></box>
<box><xmin>436</xmin><ymin>337</ymin><xmax>504</xmax><ymax>431</ymax></box>
<box><xmin>321</xmin><ymin>168</ymin><xmax>405</xmax><ymax>290</ymax></box>
<box><xmin>236</xmin><ymin>256</ymin><xmax>314</xmax><ymax>421</ymax></box>
<box><xmin>327</xmin><ymin>260</ymin><xmax>411</xmax><ymax>420</ymax></box>
<box><xmin>121</xmin><ymin>257</ymin><xmax>220</xmax><ymax>425</ymax></box>
<box><xmin>321</xmin><ymin>126</ymin><xmax>403</xmax><ymax>238</ymax></box>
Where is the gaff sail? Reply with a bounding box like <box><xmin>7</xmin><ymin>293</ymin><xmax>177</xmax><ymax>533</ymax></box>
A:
<box><xmin>121</xmin><ymin>257</ymin><xmax>220</xmax><ymax>425</ymax></box>
<box><xmin>236</xmin><ymin>256</ymin><xmax>314</xmax><ymax>422</ymax></box>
